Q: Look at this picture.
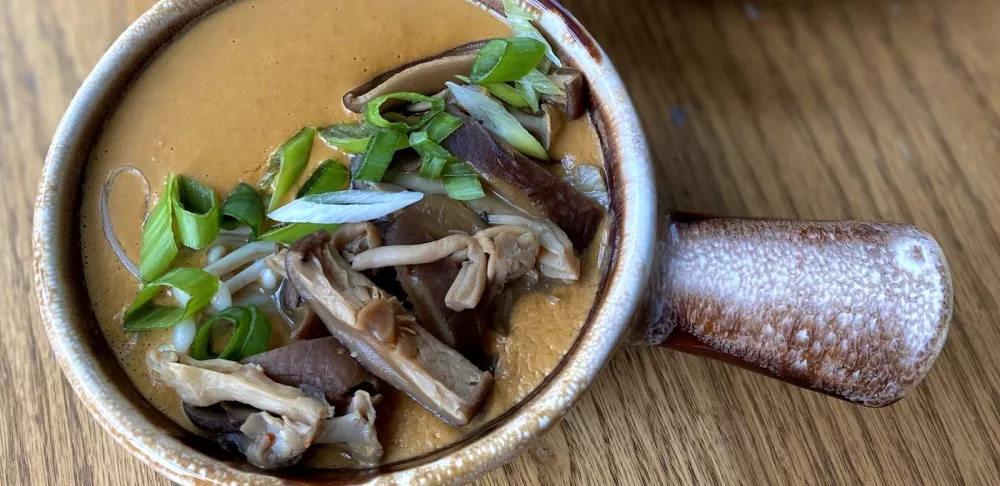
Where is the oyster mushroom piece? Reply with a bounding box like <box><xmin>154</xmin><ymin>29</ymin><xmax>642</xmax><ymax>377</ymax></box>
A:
<box><xmin>542</xmin><ymin>67</ymin><xmax>588</xmax><ymax>120</ymax></box>
<box><xmin>243</xmin><ymin>337</ymin><xmax>386</xmax><ymax>408</ymax></box>
<box><xmin>343</xmin><ymin>40</ymin><xmax>488</xmax><ymax>113</ymax></box>
<box><xmin>507</xmin><ymin>104</ymin><xmax>566</xmax><ymax>153</ymax></box>
<box><xmin>488</xmin><ymin>214</ymin><xmax>580</xmax><ymax>281</ymax></box>
<box><xmin>240</xmin><ymin>390</ymin><xmax>382</xmax><ymax>469</ymax></box>
<box><xmin>474</xmin><ymin>225</ymin><xmax>541</xmax><ymax>283</ymax></box>
<box><xmin>350</xmin><ymin>234</ymin><xmax>487</xmax><ymax>311</ymax></box>
<box><xmin>313</xmin><ymin>390</ymin><xmax>382</xmax><ymax>466</ymax></box>
<box><xmin>240</xmin><ymin>411</ymin><xmax>313</xmax><ymax>469</ymax></box>
<box><xmin>285</xmin><ymin>230</ymin><xmax>493</xmax><ymax>426</ymax></box>
<box><xmin>441</xmin><ymin>109</ymin><xmax>604</xmax><ymax>249</ymax></box>
<box><xmin>148</xmin><ymin>349</ymin><xmax>330</xmax><ymax>432</ymax></box>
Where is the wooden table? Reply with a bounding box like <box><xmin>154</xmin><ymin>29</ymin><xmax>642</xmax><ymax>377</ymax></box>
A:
<box><xmin>4</xmin><ymin>0</ymin><xmax>999</xmax><ymax>483</ymax></box>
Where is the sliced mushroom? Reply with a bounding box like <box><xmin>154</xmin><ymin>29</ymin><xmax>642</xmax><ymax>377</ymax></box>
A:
<box><xmin>398</xmin><ymin>193</ymin><xmax>488</xmax><ymax>238</ymax></box>
<box><xmin>240</xmin><ymin>390</ymin><xmax>382</xmax><ymax>470</ymax></box>
<box><xmin>542</xmin><ymin>68</ymin><xmax>587</xmax><ymax>120</ymax></box>
<box><xmin>312</xmin><ymin>390</ymin><xmax>382</xmax><ymax>467</ymax></box>
<box><xmin>382</xmin><ymin>217</ymin><xmax>489</xmax><ymax>367</ymax></box>
<box><xmin>148</xmin><ymin>349</ymin><xmax>330</xmax><ymax>432</ymax></box>
<box><xmin>290</xmin><ymin>305</ymin><xmax>331</xmax><ymax>341</ymax></box>
<box><xmin>441</xmin><ymin>109</ymin><xmax>604</xmax><ymax>249</ymax></box>
<box><xmin>474</xmin><ymin>225</ymin><xmax>541</xmax><ymax>283</ymax></box>
<box><xmin>243</xmin><ymin>337</ymin><xmax>386</xmax><ymax>408</ymax></box>
<box><xmin>285</xmin><ymin>230</ymin><xmax>493</xmax><ymax>426</ymax></box>
<box><xmin>507</xmin><ymin>104</ymin><xmax>566</xmax><ymax>153</ymax></box>
<box><xmin>351</xmin><ymin>234</ymin><xmax>488</xmax><ymax>311</ymax></box>
<box><xmin>183</xmin><ymin>401</ymin><xmax>258</xmax><ymax>434</ymax></box>
<box><xmin>240</xmin><ymin>411</ymin><xmax>314</xmax><ymax>469</ymax></box>
<box><xmin>488</xmin><ymin>214</ymin><xmax>580</xmax><ymax>280</ymax></box>
<box><xmin>331</xmin><ymin>222</ymin><xmax>384</xmax><ymax>261</ymax></box>
<box><xmin>344</xmin><ymin>40</ymin><xmax>488</xmax><ymax>113</ymax></box>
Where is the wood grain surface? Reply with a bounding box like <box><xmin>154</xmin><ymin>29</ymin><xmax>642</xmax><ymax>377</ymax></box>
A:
<box><xmin>5</xmin><ymin>0</ymin><xmax>1000</xmax><ymax>484</ymax></box>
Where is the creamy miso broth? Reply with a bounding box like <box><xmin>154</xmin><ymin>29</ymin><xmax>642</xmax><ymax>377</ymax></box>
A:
<box><xmin>80</xmin><ymin>0</ymin><xmax>610</xmax><ymax>468</ymax></box>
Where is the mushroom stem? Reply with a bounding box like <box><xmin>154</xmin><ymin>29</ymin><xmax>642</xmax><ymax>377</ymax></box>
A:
<box><xmin>351</xmin><ymin>235</ymin><xmax>487</xmax><ymax>310</ymax></box>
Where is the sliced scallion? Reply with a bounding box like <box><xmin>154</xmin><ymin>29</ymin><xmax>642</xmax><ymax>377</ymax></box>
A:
<box><xmin>446</xmin><ymin>81</ymin><xmax>548</xmax><ymax>160</ymax></box>
<box><xmin>297</xmin><ymin>160</ymin><xmax>351</xmax><ymax>197</ymax></box>
<box><xmin>363</xmin><ymin>93</ymin><xmax>444</xmax><ymax>133</ymax></box>
<box><xmin>520</xmin><ymin>68</ymin><xmax>563</xmax><ymax>95</ymax></box>
<box><xmin>469</xmin><ymin>38</ymin><xmax>546</xmax><ymax>85</ymax></box>
<box><xmin>355</xmin><ymin>130</ymin><xmax>403</xmax><ymax>182</ymax></box>
<box><xmin>442</xmin><ymin>161</ymin><xmax>486</xmax><ymax>201</ymax></box>
<box><xmin>139</xmin><ymin>176</ymin><xmax>179</xmax><ymax>282</ymax></box>
<box><xmin>424</xmin><ymin>112</ymin><xmax>465</xmax><ymax>143</ymax></box>
<box><xmin>410</xmin><ymin>131</ymin><xmax>455</xmax><ymax>180</ymax></box>
<box><xmin>457</xmin><ymin>75</ymin><xmax>529</xmax><ymax>109</ymax></box>
<box><xmin>517</xmin><ymin>68</ymin><xmax>562</xmax><ymax>112</ymax></box>
<box><xmin>268</xmin><ymin>190</ymin><xmax>424</xmax><ymax>224</ymax></box>
<box><xmin>259</xmin><ymin>222</ymin><xmax>341</xmax><ymax>245</ymax></box>
<box><xmin>173</xmin><ymin>175</ymin><xmax>221</xmax><ymax>250</ymax></box>
<box><xmin>318</xmin><ymin>122</ymin><xmax>410</xmax><ymax>154</ymax></box>
<box><xmin>318</xmin><ymin>122</ymin><xmax>379</xmax><ymax>154</ymax></box>
<box><xmin>517</xmin><ymin>79</ymin><xmax>541</xmax><ymax>112</ymax></box>
<box><xmin>503</xmin><ymin>0</ymin><xmax>562</xmax><ymax>68</ymax></box>
<box><xmin>266</xmin><ymin>127</ymin><xmax>316</xmax><ymax>212</ymax></box>
<box><xmin>190</xmin><ymin>304</ymin><xmax>271</xmax><ymax>361</ymax></box>
<box><xmin>123</xmin><ymin>267</ymin><xmax>220</xmax><ymax>331</ymax></box>
<box><xmin>220</xmin><ymin>183</ymin><xmax>265</xmax><ymax>238</ymax></box>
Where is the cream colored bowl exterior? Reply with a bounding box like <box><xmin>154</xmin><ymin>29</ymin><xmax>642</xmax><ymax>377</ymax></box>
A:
<box><xmin>32</xmin><ymin>0</ymin><xmax>656</xmax><ymax>484</ymax></box>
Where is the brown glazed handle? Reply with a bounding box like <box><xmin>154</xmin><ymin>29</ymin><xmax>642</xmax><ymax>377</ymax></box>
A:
<box><xmin>639</xmin><ymin>212</ymin><xmax>953</xmax><ymax>406</ymax></box>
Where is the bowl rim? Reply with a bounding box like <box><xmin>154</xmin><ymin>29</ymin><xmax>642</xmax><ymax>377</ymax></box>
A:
<box><xmin>32</xmin><ymin>0</ymin><xmax>656</xmax><ymax>483</ymax></box>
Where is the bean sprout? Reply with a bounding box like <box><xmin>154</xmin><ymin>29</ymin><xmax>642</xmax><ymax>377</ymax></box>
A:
<box><xmin>206</xmin><ymin>245</ymin><xmax>228</xmax><ymax>264</ymax></box>
<box><xmin>259</xmin><ymin>268</ymin><xmax>279</xmax><ymax>290</ymax></box>
<box><xmin>172</xmin><ymin>318</ymin><xmax>197</xmax><ymax>353</ymax></box>
<box><xmin>203</xmin><ymin>241</ymin><xmax>276</xmax><ymax>277</ymax></box>
<box><xmin>224</xmin><ymin>259</ymin><xmax>270</xmax><ymax>295</ymax></box>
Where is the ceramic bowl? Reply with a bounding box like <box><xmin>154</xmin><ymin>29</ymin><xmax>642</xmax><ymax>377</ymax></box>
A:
<box><xmin>33</xmin><ymin>0</ymin><xmax>952</xmax><ymax>484</ymax></box>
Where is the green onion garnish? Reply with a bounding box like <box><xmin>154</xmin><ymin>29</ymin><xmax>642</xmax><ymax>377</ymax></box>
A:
<box><xmin>442</xmin><ymin>161</ymin><xmax>486</xmax><ymax>201</ymax></box>
<box><xmin>457</xmin><ymin>75</ymin><xmax>530</xmax><ymax>109</ymax></box>
<box><xmin>487</xmin><ymin>83</ymin><xmax>531</xmax><ymax>109</ymax></box>
<box><xmin>259</xmin><ymin>222</ymin><xmax>341</xmax><ymax>245</ymax></box>
<box><xmin>520</xmin><ymin>68</ymin><xmax>563</xmax><ymax>95</ymax></box>
<box><xmin>410</xmin><ymin>131</ymin><xmax>456</xmax><ymax>180</ymax></box>
<box><xmin>503</xmin><ymin>0</ymin><xmax>562</xmax><ymax>69</ymax></box>
<box><xmin>297</xmin><ymin>160</ymin><xmax>351</xmax><ymax>197</ymax></box>
<box><xmin>139</xmin><ymin>176</ymin><xmax>180</xmax><ymax>282</ymax></box>
<box><xmin>123</xmin><ymin>267</ymin><xmax>220</xmax><ymax>330</ymax></box>
<box><xmin>445</xmin><ymin>82</ymin><xmax>548</xmax><ymax>160</ymax></box>
<box><xmin>190</xmin><ymin>305</ymin><xmax>271</xmax><ymax>361</ymax></box>
<box><xmin>355</xmin><ymin>130</ymin><xmax>403</xmax><ymax>182</ymax></box>
<box><xmin>319</xmin><ymin>122</ymin><xmax>411</xmax><ymax>154</ymax></box>
<box><xmin>173</xmin><ymin>175</ymin><xmax>221</xmax><ymax>251</ymax></box>
<box><xmin>517</xmin><ymin>68</ymin><xmax>562</xmax><ymax>112</ymax></box>
<box><xmin>517</xmin><ymin>79</ymin><xmax>541</xmax><ymax>112</ymax></box>
<box><xmin>220</xmin><ymin>183</ymin><xmax>265</xmax><ymax>238</ymax></box>
<box><xmin>266</xmin><ymin>127</ymin><xmax>315</xmax><ymax>212</ymax></box>
<box><xmin>424</xmin><ymin>112</ymin><xmax>465</xmax><ymax>143</ymax></box>
<box><xmin>318</xmin><ymin>122</ymin><xmax>380</xmax><ymax>154</ymax></box>
<box><xmin>469</xmin><ymin>38</ymin><xmax>546</xmax><ymax>85</ymax></box>
<box><xmin>363</xmin><ymin>93</ymin><xmax>444</xmax><ymax>133</ymax></box>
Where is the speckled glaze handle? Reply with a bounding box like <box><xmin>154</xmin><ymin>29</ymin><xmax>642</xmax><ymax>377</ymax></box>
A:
<box><xmin>640</xmin><ymin>212</ymin><xmax>953</xmax><ymax>406</ymax></box>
